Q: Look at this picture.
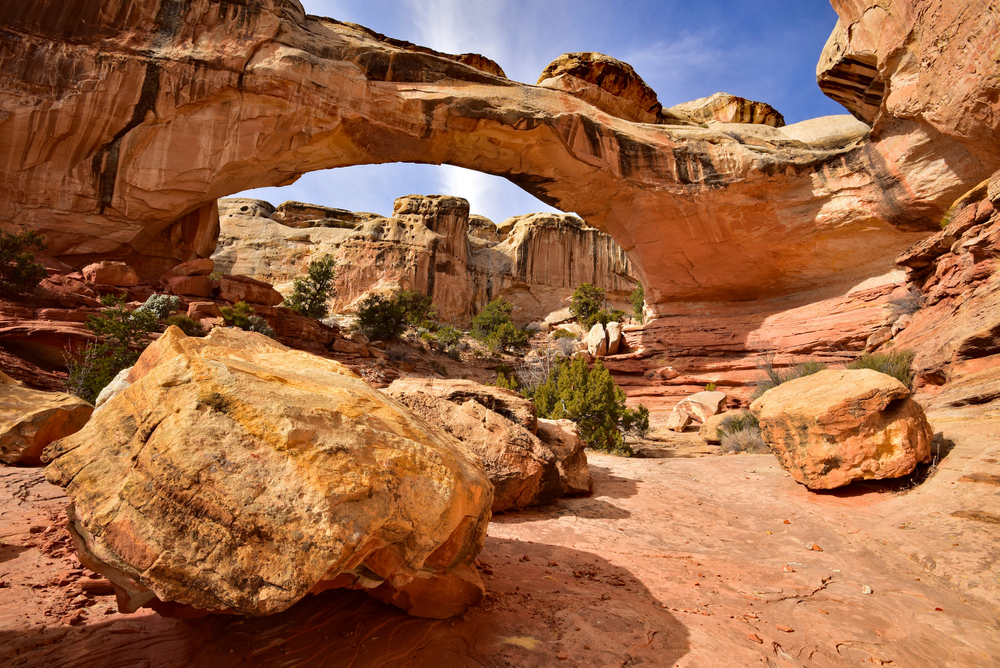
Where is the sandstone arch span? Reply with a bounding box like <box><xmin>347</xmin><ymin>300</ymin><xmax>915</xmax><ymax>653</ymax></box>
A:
<box><xmin>1</xmin><ymin>0</ymin><xmax>996</xmax><ymax>314</ymax></box>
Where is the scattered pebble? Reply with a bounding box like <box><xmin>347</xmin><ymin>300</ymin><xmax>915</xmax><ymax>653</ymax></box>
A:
<box><xmin>783</xmin><ymin>564</ymin><xmax>795</xmax><ymax>573</ymax></box>
<box><xmin>861</xmin><ymin>585</ymin><xmax>873</xmax><ymax>595</ymax></box>
<box><xmin>776</xmin><ymin>625</ymin><xmax>794</xmax><ymax>633</ymax></box>
<box><xmin>520</xmin><ymin>555</ymin><xmax>530</xmax><ymax>562</ymax></box>
<box><xmin>808</xmin><ymin>543</ymin><xmax>823</xmax><ymax>552</ymax></box>
<box><xmin>748</xmin><ymin>633</ymin><xmax>764</xmax><ymax>644</ymax></box>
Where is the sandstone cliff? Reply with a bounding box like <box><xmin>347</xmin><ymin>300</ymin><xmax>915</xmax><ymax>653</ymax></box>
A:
<box><xmin>214</xmin><ymin>195</ymin><xmax>635</xmax><ymax>325</ymax></box>
<box><xmin>3</xmin><ymin>0</ymin><xmax>995</xmax><ymax>316</ymax></box>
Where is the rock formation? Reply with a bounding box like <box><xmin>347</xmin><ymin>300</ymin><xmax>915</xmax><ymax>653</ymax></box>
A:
<box><xmin>0</xmin><ymin>385</ymin><xmax>92</xmax><ymax>465</ymax></box>
<box><xmin>384</xmin><ymin>378</ymin><xmax>592</xmax><ymax>510</ymax></box>
<box><xmin>43</xmin><ymin>327</ymin><xmax>492</xmax><ymax>619</ymax></box>
<box><xmin>214</xmin><ymin>195</ymin><xmax>636</xmax><ymax>324</ymax></box>
<box><xmin>750</xmin><ymin>369</ymin><xmax>933</xmax><ymax>489</ymax></box>
<box><xmin>3</xmin><ymin>0</ymin><xmax>995</xmax><ymax>315</ymax></box>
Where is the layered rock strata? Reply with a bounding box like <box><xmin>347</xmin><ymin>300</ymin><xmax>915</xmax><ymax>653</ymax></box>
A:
<box><xmin>3</xmin><ymin>0</ymin><xmax>993</xmax><ymax>313</ymax></box>
<box><xmin>43</xmin><ymin>327</ymin><xmax>492</xmax><ymax>618</ymax></box>
<box><xmin>214</xmin><ymin>195</ymin><xmax>636</xmax><ymax>325</ymax></box>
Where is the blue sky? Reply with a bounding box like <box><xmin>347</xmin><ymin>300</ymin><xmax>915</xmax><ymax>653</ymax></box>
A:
<box><xmin>237</xmin><ymin>0</ymin><xmax>846</xmax><ymax>222</ymax></box>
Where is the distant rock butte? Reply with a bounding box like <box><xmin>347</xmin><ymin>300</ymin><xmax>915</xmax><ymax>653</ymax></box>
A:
<box><xmin>214</xmin><ymin>195</ymin><xmax>636</xmax><ymax>325</ymax></box>
<box><xmin>3</xmin><ymin>0</ymin><xmax>996</xmax><ymax>314</ymax></box>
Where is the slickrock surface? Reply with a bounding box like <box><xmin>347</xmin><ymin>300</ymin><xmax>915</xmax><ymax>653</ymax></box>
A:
<box><xmin>42</xmin><ymin>327</ymin><xmax>493</xmax><ymax>619</ymax></box>
<box><xmin>752</xmin><ymin>370</ymin><xmax>934</xmax><ymax>490</ymax></box>
<box><xmin>214</xmin><ymin>196</ymin><xmax>635</xmax><ymax>325</ymax></box>
<box><xmin>3</xmin><ymin>0</ymin><xmax>992</xmax><ymax>311</ymax></box>
<box><xmin>2</xmin><ymin>408</ymin><xmax>998</xmax><ymax>667</ymax></box>
<box><xmin>0</xmin><ymin>388</ymin><xmax>92</xmax><ymax>465</ymax></box>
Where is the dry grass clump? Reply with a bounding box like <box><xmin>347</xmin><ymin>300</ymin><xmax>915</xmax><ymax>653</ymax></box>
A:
<box><xmin>750</xmin><ymin>354</ymin><xmax>826</xmax><ymax>400</ymax></box>
<box><xmin>846</xmin><ymin>349</ymin><xmax>916</xmax><ymax>389</ymax></box>
<box><xmin>720</xmin><ymin>426</ymin><xmax>768</xmax><ymax>454</ymax></box>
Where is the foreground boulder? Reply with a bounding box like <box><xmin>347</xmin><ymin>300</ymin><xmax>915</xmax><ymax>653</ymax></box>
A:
<box><xmin>750</xmin><ymin>369</ymin><xmax>933</xmax><ymax>489</ymax></box>
<box><xmin>43</xmin><ymin>327</ymin><xmax>492</xmax><ymax>619</ymax></box>
<box><xmin>0</xmin><ymin>387</ymin><xmax>92</xmax><ymax>465</ymax></box>
<box><xmin>675</xmin><ymin>391</ymin><xmax>727</xmax><ymax>423</ymax></box>
<box><xmin>385</xmin><ymin>379</ymin><xmax>592</xmax><ymax>511</ymax></box>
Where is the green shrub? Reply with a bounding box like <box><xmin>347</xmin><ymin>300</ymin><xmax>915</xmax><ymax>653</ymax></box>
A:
<box><xmin>164</xmin><ymin>314</ymin><xmax>205</xmax><ymax>337</ymax></box>
<box><xmin>356</xmin><ymin>293</ymin><xmax>407</xmax><ymax>341</ymax></box>
<box><xmin>570</xmin><ymin>283</ymin><xmax>625</xmax><ymax>329</ymax></box>
<box><xmin>445</xmin><ymin>344</ymin><xmax>462</xmax><ymax>361</ymax></box>
<box><xmin>847</xmin><ymin>349</ymin><xmax>916</xmax><ymax>389</ymax></box>
<box><xmin>220</xmin><ymin>301</ymin><xmax>274</xmax><ymax>337</ymax></box>
<box><xmin>717</xmin><ymin>410</ymin><xmax>760</xmax><ymax>438</ymax></box>
<box><xmin>530</xmin><ymin>356</ymin><xmax>646</xmax><ymax>456</ymax></box>
<box><xmin>436</xmin><ymin>325</ymin><xmax>462</xmax><ymax>348</ymax></box>
<box><xmin>486</xmin><ymin>321</ymin><xmax>528</xmax><ymax>353</ymax></box>
<box><xmin>630</xmin><ymin>283</ymin><xmax>645</xmax><ymax>324</ymax></box>
<box><xmin>472</xmin><ymin>298</ymin><xmax>516</xmax><ymax>341</ymax></box>
<box><xmin>704</xmin><ymin>382</ymin><xmax>717</xmax><ymax>392</ymax></box>
<box><xmin>395</xmin><ymin>288</ymin><xmax>436</xmax><ymax>326</ymax></box>
<box><xmin>0</xmin><ymin>228</ymin><xmax>47</xmax><ymax>295</ymax></box>
<box><xmin>750</xmin><ymin>355</ymin><xmax>826</xmax><ymax>400</ymax></box>
<box><xmin>66</xmin><ymin>295</ymin><xmax>159</xmax><ymax>402</ymax></box>
<box><xmin>136</xmin><ymin>293</ymin><xmax>180</xmax><ymax>319</ymax></box>
<box><xmin>284</xmin><ymin>255</ymin><xmax>337</xmax><ymax>319</ymax></box>
<box><xmin>551</xmin><ymin>328</ymin><xmax>578</xmax><ymax>340</ymax></box>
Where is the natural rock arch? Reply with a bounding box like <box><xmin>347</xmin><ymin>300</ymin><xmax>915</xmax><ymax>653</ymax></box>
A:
<box><xmin>1</xmin><ymin>0</ymin><xmax>995</xmax><ymax>314</ymax></box>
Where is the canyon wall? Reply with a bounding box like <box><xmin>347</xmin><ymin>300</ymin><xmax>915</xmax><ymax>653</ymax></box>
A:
<box><xmin>2</xmin><ymin>0</ymin><xmax>995</xmax><ymax>316</ymax></box>
<box><xmin>213</xmin><ymin>195</ymin><xmax>636</xmax><ymax>325</ymax></box>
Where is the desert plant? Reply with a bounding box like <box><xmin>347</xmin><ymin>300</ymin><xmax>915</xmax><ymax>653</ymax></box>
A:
<box><xmin>445</xmin><ymin>344</ymin><xmax>462</xmax><ymax>361</ymax></box>
<box><xmin>750</xmin><ymin>354</ymin><xmax>827</xmax><ymax>400</ymax></box>
<box><xmin>570</xmin><ymin>283</ymin><xmax>605</xmax><ymax>328</ymax></box>
<box><xmin>530</xmin><ymin>357</ymin><xmax>647</xmax><ymax>456</ymax></box>
<box><xmin>356</xmin><ymin>293</ymin><xmax>408</xmax><ymax>341</ymax></box>
<box><xmin>847</xmin><ymin>349</ymin><xmax>916</xmax><ymax>389</ymax></box>
<box><xmin>284</xmin><ymin>255</ymin><xmax>337</xmax><ymax>319</ymax></box>
<box><xmin>888</xmin><ymin>289</ymin><xmax>922</xmax><ymax>317</ymax></box>
<box><xmin>485</xmin><ymin>321</ymin><xmax>528</xmax><ymax>353</ymax></box>
<box><xmin>164</xmin><ymin>314</ymin><xmax>205</xmax><ymax>337</ymax></box>
<box><xmin>720</xmin><ymin>426</ymin><xmax>768</xmax><ymax>454</ymax></box>
<box><xmin>135</xmin><ymin>293</ymin><xmax>180</xmax><ymax>319</ymax></box>
<box><xmin>471</xmin><ymin>298</ymin><xmax>516</xmax><ymax>341</ymax></box>
<box><xmin>436</xmin><ymin>325</ymin><xmax>462</xmax><ymax>349</ymax></box>
<box><xmin>247</xmin><ymin>315</ymin><xmax>275</xmax><ymax>338</ymax></box>
<box><xmin>717</xmin><ymin>409</ymin><xmax>760</xmax><ymax>437</ymax></box>
<box><xmin>551</xmin><ymin>328</ymin><xmax>578</xmax><ymax>340</ymax></box>
<box><xmin>554</xmin><ymin>337</ymin><xmax>578</xmax><ymax>356</ymax></box>
<box><xmin>66</xmin><ymin>295</ymin><xmax>159</xmax><ymax>402</ymax></box>
<box><xmin>704</xmin><ymin>382</ymin><xmax>717</xmax><ymax>392</ymax></box>
<box><xmin>0</xmin><ymin>227</ymin><xmax>47</xmax><ymax>295</ymax></box>
<box><xmin>220</xmin><ymin>301</ymin><xmax>274</xmax><ymax>337</ymax></box>
<box><xmin>395</xmin><ymin>288</ymin><xmax>436</xmax><ymax>326</ymax></box>
<box><xmin>630</xmin><ymin>283</ymin><xmax>645</xmax><ymax>324</ymax></box>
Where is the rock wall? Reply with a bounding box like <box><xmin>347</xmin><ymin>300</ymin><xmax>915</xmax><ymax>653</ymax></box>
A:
<box><xmin>3</xmin><ymin>0</ymin><xmax>995</xmax><ymax>316</ymax></box>
<box><xmin>214</xmin><ymin>195</ymin><xmax>635</xmax><ymax>325</ymax></box>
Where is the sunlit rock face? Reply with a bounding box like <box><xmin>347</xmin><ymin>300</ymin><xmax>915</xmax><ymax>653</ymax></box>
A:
<box><xmin>2</xmin><ymin>0</ymin><xmax>995</xmax><ymax>313</ymax></box>
<box><xmin>213</xmin><ymin>195</ymin><xmax>635</xmax><ymax>325</ymax></box>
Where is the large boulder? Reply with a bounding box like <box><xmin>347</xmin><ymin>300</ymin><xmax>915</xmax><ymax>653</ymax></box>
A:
<box><xmin>385</xmin><ymin>382</ymin><xmax>560</xmax><ymax>513</ymax></box>
<box><xmin>536</xmin><ymin>418</ymin><xmax>593</xmax><ymax>496</ymax></box>
<box><xmin>82</xmin><ymin>261</ymin><xmax>138</xmax><ymax>287</ymax></box>
<box><xmin>0</xmin><ymin>387</ymin><xmax>93</xmax><ymax>465</ymax></box>
<box><xmin>750</xmin><ymin>369</ymin><xmax>933</xmax><ymax>489</ymax></box>
<box><xmin>385</xmin><ymin>378</ymin><xmax>537</xmax><ymax>433</ymax></box>
<box><xmin>585</xmin><ymin>322</ymin><xmax>608</xmax><ymax>357</ymax></box>
<box><xmin>675</xmin><ymin>391</ymin><xmax>727</xmax><ymax>423</ymax></box>
<box><xmin>217</xmin><ymin>274</ymin><xmax>283</xmax><ymax>306</ymax></box>
<box><xmin>43</xmin><ymin>327</ymin><xmax>492</xmax><ymax>619</ymax></box>
<box><xmin>605</xmin><ymin>321</ymin><xmax>623</xmax><ymax>355</ymax></box>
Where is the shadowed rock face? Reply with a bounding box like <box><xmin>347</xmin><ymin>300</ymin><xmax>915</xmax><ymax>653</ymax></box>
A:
<box><xmin>2</xmin><ymin>0</ymin><xmax>995</xmax><ymax>314</ymax></box>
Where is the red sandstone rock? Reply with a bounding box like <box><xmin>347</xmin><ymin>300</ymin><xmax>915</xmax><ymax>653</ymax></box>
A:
<box><xmin>0</xmin><ymin>387</ymin><xmax>92</xmax><ymax>465</ymax></box>
<box><xmin>186</xmin><ymin>302</ymin><xmax>223</xmax><ymax>320</ymax></box>
<box><xmin>81</xmin><ymin>262</ymin><xmax>138</xmax><ymax>287</ymax></box>
<box><xmin>164</xmin><ymin>275</ymin><xmax>213</xmax><ymax>298</ymax></box>
<box><xmin>675</xmin><ymin>391</ymin><xmax>727</xmax><ymax>423</ymax></box>
<box><xmin>217</xmin><ymin>275</ymin><xmax>282</xmax><ymax>306</ymax></box>
<box><xmin>160</xmin><ymin>258</ymin><xmax>215</xmax><ymax>282</ymax></box>
<box><xmin>535</xmin><ymin>418</ymin><xmax>593</xmax><ymax>497</ymax></box>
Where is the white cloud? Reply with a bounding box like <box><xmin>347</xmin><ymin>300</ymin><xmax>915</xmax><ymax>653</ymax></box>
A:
<box><xmin>438</xmin><ymin>165</ymin><xmax>561</xmax><ymax>223</ymax></box>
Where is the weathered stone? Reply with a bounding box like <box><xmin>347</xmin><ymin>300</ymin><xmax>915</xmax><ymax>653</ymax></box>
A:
<box><xmin>93</xmin><ymin>368</ymin><xmax>131</xmax><ymax>412</ymax></box>
<box><xmin>666</xmin><ymin>408</ymin><xmax>692</xmax><ymax>432</ymax></box>
<box><xmin>217</xmin><ymin>275</ymin><xmax>283</xmax><ymax>306</ymax></box>
<box><xmin>0</xmin><ymin>370</ymin><xmax>24</xmax><ymax>386</ymax></box>
<box><xmin>1</xmin><ymin>387</ymin><xmax>92</xmax><ymax>465</ymax></box>
<box><xmin>164</xmin><ymin>275</ymin><xmax>214</xmax><ymax>298</ymax></box>
<box><xmin>81</xmin><ymin>262</ymin><xmax>138</xmax><ymax>287</ymax></box>
<box><xmin>669</xmin><ymin>92</ymin><xmax>785</xmax><ymax>127</ymax></box>
<box><xmin>606</xmin><ymin>321</ymin><xmax>623</xmax><ymax>355</ymax></box>
<box><xmin>865</xmin><ymin>326</ymin><xmax>894</xmax><ymax>352</ymax></box>
<box><xmin>43</xmin><ymin>327</ymin><xmax>492</xmax><ymax>619</ymax></box>
<box><xmin>384</xmin><ymin>378</ymin><xmax>537</xmax><ymax>433</ymax></box>
<box><xmin>585</xmin><ymin>323</ymin><xmax>608</xmax><ymax>357</ymax></box>
<box><xmin>699</xmin><ymin>413</ymin><xmax>729</xmax><ymax>445</ymax></box>
<box><xmin>750</xmin><ymin>369</ymin><xmax>933</xmax><ymax>490</ymax></box>
<box><xmin>385</xmin><ymin>382</ymin><xmax>560</xmax><ymax>513</ymax></box>
<box><xmin>187</xmin><ymin>302</ymin><xmax>223</xmax><ymax>320</ymax></box>
<box><xmin>675</xmin><ymin>391</ymin><xmax>727</xmax><ymax>423</ymax></box>
<box><xmin>160</xmin><ymin>258</ymin><xmax>215</xmax><ymax>282</ymax></box>
<box><xmin>535</xmin><ymin>419</ymin><xmax>593</xmax><ymax>497</ymax></box>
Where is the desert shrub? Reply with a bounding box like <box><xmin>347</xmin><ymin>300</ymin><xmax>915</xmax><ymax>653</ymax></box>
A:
<box><xmin>164</xmin><ymin>314</ymin><xmax>205</xmax><ymax>337</ymax></box>
<box><xmin>430</xmin><ymin>360</ymin><xmax>448</xmax><ymax>376</ymax></box>
<box><xmin>704</xmin><ymin>382</ymin><xmax>717</xmax><ymax>392</ymax></box>
<box><xmin>445</xmin><ymin>344</ymin><xmax>462</xmax><ymax>361</ymax></box>
<box><xmin>551</xmin><ymin>328</ymin><xmax>578</xmax><ymax>340</ymax></box>
<box><xmin>356</xmin><ymin>293</ymin><xmax>407</xmax><ymax>341</ymax></box>
<box><xmin>395</xmin><ymin>288</ymin><xmax>436</xmax><ymax>326</ymax></box>
<box><xmin>750</xmin><ymin>354</ymin><xmax>827</xmax><ymax>400</ymax></box>
<box><xmin>847</xmin><ymin>349</ymin><xmax>916</xmax><ymax>389</ymax></box>
<box><xmin>436</xmin><ymin>325</ymin><xmax>462</xmax><ymax>349</ymax></box>
<box><xmin>220</xmin><ymin>301</ymin><xmax>274</xmax><ymax>337</ymax></box>
<box><xmin>720</xmin><ymin>426</ymin><xmax>768</xmax><ymax>454</ymax></box>
<box><xmin>530</xmin><ymin>356</ymin><xmax>647</xmax><ymax>456</ymax></box>
<box><xmin>284</xmin><ymin>255</ymin><xmax>337</xmax><ymax>319</ymax></box>
<box><xmin>555</xmin><ymin>337</ymin><xmax>578</xmax><ymax>356</ymax></box>
<box><xmin>570</xmin><ymin>283</ymin><xmax>626</xmax><ymax>329</ymax></box>
<box><xmin>630</xmin><ymin>283</ymin><xmax>645</xmax><ymax>324</ymax></box>
<box><xmin>472</xmin><ymin>298</ymin><xmax>515</xmax><ymax>340</ymax></box>
<box><xmin>66</xmin><ymin>295</ymin><xmax>159</xmax><ymax>402</ymax></box>
<box><xmin>0</xmin><ymin>227</ymin><xmax>47</xmax><ymax>295</ymax></box>
<box><xmin>486</xmin><ymin>321</ymin><xmax>528</xmax><ymax>353</ymax></box>
<box><xmin>135</xmin><ymin>293</ymin><xmax>180</xmax><ymax>320</ymax></box>
<box><xmin>717</xmin><ymin>409</ymin><xmax>760</xmax><ymax>437</ymax></box>
<box><xmin>888</xmin><ymin>289</ymin><xmax>922</xmax><ymax>317</ymax></box>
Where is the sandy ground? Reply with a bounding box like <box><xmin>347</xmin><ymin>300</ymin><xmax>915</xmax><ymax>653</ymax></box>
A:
<box><xmin>1</xmin><ymin>407</ymin><xmax>998</xmax><ymax>667</ymax></box>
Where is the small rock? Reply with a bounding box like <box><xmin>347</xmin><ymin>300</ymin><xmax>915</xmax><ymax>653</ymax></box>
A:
<box><xmin>782</xmin><ymin>564</ymin><xmax>795</xmax><ymax>573</ymax></box>
<box><xmin>776</xmin><ymin>625</ymin><xmax>794</xmax><ymax>633</ymax></box>
<box><xmin>808</xmin><ymin>543</ymin><xmax>823</xmax><ymax>552</ymax></box>
<box><xmin>556</xmin><ymin>653</ymin><xmax>568</xmax><ymax>661</ymax></box>
<box><xmin>748</xmin><ymin>633</ymin><xmax>764</xmax><ymax>644</ymax></box>
<box><xmin>862</xmin><ymin>584</ymin><xmax>873</xmax><ymax>595</ymax></box>
<box><xmin>520</xmin><ymin>555</ymin><xmax>531</xmax><ymax>562</ymax></box>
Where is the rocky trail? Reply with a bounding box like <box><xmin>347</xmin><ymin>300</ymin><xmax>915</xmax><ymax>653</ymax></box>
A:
<box><xmin>3</xmin><ymin>407</ymin><xmax>997</xmax><ymax>668</ymax></box>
